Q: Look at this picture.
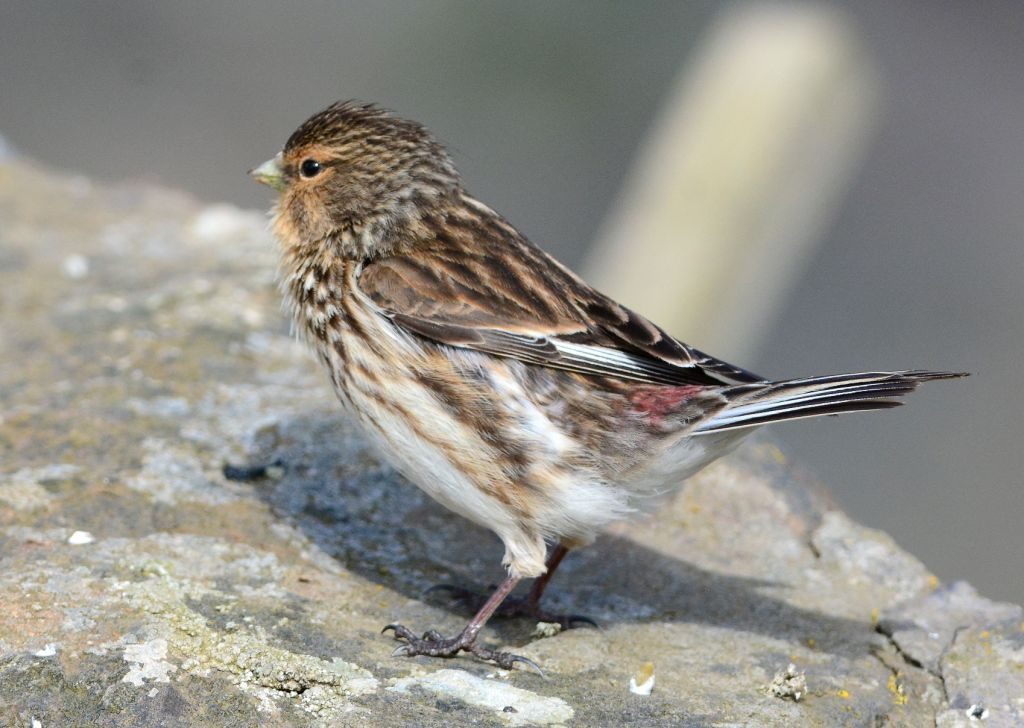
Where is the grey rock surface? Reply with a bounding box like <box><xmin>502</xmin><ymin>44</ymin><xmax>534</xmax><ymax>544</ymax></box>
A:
<box><xmin>0</xmin><ymin>158</ymin><xmax>1020</xmax><ymax>726</ymax></box>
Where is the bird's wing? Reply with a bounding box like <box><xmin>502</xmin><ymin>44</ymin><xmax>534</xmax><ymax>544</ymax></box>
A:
<box><xmin>357</xmin><ymin>233</ymin><xmax>764</xmax><ymax>387</ymax></box>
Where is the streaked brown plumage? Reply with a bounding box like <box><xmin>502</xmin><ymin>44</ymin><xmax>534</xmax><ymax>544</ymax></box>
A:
<box><xmin>251</xmin><ymin>101</ymin><xmax>965</xmax><ymax>670</ymax></box>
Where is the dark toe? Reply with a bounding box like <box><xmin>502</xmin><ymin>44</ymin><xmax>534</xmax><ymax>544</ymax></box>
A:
<box><xmin>379</xmin><ymin>621</ymin><xmax>545</xmax><ymax>672</ymax></box>
<box><xmin>469</xmin><ymin>643</ymin><xmax>545</xmax><ymax>676</ymax></box>
<box><xmin>566</xmin><ymin>614</ymin><xmax>600</xmax><ymax>629</ymax></box>
<box><xmin>381</xmin><ymin>623</ymin><xmax>418</xmax><ymax>641</ymax></box>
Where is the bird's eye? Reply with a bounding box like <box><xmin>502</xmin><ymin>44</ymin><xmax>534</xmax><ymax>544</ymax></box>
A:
<box><xmin>300</xmin><ymin>159</ymin><xmax>322</xmax><ymax>178</ymax></box>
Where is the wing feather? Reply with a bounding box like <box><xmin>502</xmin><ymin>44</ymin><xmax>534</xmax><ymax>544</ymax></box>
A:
<box><xmin>357</xmin><ymin>203</ymin><xmax>764</xmax><ymax>387</ymax></box>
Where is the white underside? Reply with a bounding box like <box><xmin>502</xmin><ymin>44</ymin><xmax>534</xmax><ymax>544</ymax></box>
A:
<box><xmin>304</xmin><ymin>278</ymin><xmax>747</xmax><ymax>579</ymax></box>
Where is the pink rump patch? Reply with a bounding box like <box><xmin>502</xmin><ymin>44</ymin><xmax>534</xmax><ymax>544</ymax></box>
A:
<box><xmin>629</xmin><ymin>384</ymin><xmax>704</xmax><ymax>425</ymax></box>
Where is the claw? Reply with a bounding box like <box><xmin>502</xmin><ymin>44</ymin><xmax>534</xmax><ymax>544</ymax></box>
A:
<box><xmin>469</xmin><ymin>644</ymin><xmax>546</xmax><ymax>676</ymax></box>
<box><xmin>422</xmin><ymin>583</ymin><xmax>460</xmax><ymax>597</ymax></box>
<box><xmin>567</xmin><ymin>614</ymin><xmax>600</xmax><ymax>629</ymax></box>
<box><xmin>222</xmin><ymin>462</ymin><xmax>268</xmax><ymax>482</ymax></box>
<box><xmin>508</xmin><ymin>654</ymin><xmax>546</xmax><ymax>678</ymax></box>
<box><xmin>379</xmin><ymin>618</ymin><xmax>546</xmax><ymax>673</ymax></box>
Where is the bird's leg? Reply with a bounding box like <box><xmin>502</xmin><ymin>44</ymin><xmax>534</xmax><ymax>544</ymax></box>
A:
<box><xmin>384</xmin><ymin>574</ymin><xmax>543</xmax><ymax>672</ymax></box>
<box><xmin>426</xmin><ymin>544</ymin><xmax>596</xmax><ymax>628</ymax></box>
<box><xmin>523</xmin><ymin>543</ymin><xmax>570</xmax><ymax>612</ymax></box>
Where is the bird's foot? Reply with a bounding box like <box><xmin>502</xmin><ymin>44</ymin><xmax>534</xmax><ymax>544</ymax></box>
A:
<box><xmin>424</xmin><ymin>584</ymin><xmax>597</xmax><ymax>630</ymax></box>
<box><xmin>382</xmin><ymin>623</ymin><xmax>543</xmax><ymax>674</ymax></box>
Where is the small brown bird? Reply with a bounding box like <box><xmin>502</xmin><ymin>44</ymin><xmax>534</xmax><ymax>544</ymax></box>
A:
<box><xmin>252</xmin><ymin>101</ymin><xmax>964</xmax><ymax>671</ymax></box>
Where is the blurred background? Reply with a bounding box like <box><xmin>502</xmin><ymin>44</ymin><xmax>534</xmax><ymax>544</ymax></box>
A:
<box><xmin>1</xmin><ymin>1</ymin><xmax>1021</xmax><ymax>602</ymax></box>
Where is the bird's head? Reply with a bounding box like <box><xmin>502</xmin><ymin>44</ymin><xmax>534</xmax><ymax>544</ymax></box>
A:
<box><xmin>251</xmin><ymin>101</ymin><xmax>461</xmax><ymax>256</ymax></box>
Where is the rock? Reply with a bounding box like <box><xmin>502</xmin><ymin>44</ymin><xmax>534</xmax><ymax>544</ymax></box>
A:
<box><xmin>1</xmin><ymin>157</ymin><xmax>1021</xmax><ymax>726</ymax></box>
<box><xmin>389</xmin><ymin>669</ymin><xmax>574</xmax><ymax>726</ymax></box>
<box><xmin>880</xmin><ymin>582</ymin><xmax>1024</xmax><ymax>727</ymax></box>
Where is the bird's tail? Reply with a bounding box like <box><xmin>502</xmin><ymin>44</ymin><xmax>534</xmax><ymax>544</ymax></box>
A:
<box><xmin>693</xmin><ymin>370</ymin><xmax>967</xmax><ymax>434</ymax></box>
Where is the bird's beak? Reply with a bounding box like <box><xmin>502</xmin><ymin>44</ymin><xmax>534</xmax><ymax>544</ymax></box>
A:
<box><xmin>249</xmin><ymin>155</ymin><xmax>286</xmax><ymax>191</ymax></box>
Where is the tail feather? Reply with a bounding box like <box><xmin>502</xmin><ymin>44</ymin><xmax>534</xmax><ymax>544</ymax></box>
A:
<box><xmin>693</xmin><ymin>370</ymin><xmax>966</xmax><ymax>434</ymax></box>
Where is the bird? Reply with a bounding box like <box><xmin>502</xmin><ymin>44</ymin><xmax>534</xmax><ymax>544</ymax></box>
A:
<box><xmin>251</xmin><ymin>100</ymin><xmax>965</xmax><ymax>671</ymax></box>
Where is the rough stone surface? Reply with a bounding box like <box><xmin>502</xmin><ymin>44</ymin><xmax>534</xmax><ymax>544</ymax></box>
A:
<box><xmin>1</xmin><ymin>157</ymin><xmax>1021</xmax><ymax>726</ymax></box>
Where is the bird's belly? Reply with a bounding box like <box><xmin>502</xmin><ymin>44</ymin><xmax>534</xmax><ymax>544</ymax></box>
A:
<box><xmin>321</xmin><ymin>322</ymin><xmax>541</xmax><ymax>540</ymax></box>
<box><xmin>342</xmin><ymin>378</ymin><xmax>502</xmax><ymax>527</ymax></box>
<box><xmin>322</xmin><ymin>326</ymin><xmax>637</xmax><ymax>546</ymax></box>
<box><xmin>355</xmin><ymin>399</ymin><xmax>505</xmax><ymax>528</ymax></box>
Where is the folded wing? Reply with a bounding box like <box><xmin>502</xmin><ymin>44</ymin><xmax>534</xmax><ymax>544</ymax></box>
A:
<box><xmin>357</xmin><ymin>223</ymin><xmax>763</xmax><ymax>388</ymax></box>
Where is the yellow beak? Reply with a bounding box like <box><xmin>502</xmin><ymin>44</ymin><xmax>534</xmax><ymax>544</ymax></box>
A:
<box><xmin>249</xmin><ymin>155</ymin><xmax>286</xmax><ymax>191</ymax></box>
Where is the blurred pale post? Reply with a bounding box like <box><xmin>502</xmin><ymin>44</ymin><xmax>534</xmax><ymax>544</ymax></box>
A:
<box><xmin>586</xmin><ymin>4</ymin><xmax>878</xmax><ymax>361</ymax></box>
